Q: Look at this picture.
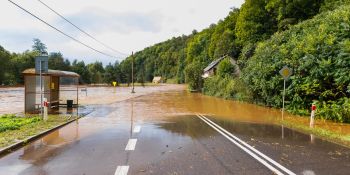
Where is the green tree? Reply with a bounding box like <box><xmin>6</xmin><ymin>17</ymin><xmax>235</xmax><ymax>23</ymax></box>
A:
<box><xmin>32</xmin><ymin>38</ymin><xmax>47</xmax><ymax>54</ymax></box>
<box><xmin>235</xmin><ymin>0</ymin><xmax>276</xmax><ymax>45</ymax></box>
<box><xmin>217</xmin><ymin>58</ymin><xmax>236</xmax><ymax>78</ymax></box>
<box><xmin>0</xmin><ymin>46</ymin><xmax>11</xmax><ymax>85</ymax></box>
<box><xmin>266</xmin><ymin>0</ymin><xmax>324</xmax><ymax>30</ymax></box>
<box><xmin>185</xmin><ymin>62</ymin><xmax>203</xmax><ymax>91</ymax></box>
<box><xmin>71</xmin><ymin>60</ymin><xmax>91</xmax><ymax>84</ymax></box>
<box><xmin>48</xmin><ymin>52</ymin><xmax>71</xmax><ymax>71</ymax></box>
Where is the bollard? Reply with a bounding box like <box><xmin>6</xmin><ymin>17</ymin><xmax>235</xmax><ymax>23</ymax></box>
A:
<box><xmin>310</xmin><ymin>104</ymin><xmax>316</xmax><ymax>127</ymax></box>
<box><xmin>43</xmin><ymin>98</ymin><xmax>48</xmax><ymax>121</ymax></box>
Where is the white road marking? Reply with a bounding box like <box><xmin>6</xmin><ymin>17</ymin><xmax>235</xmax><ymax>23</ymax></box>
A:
<box><xmin>133</xmin><ymin>125</ymin><xmax>141</xmax><ymax>133</ymax></box>
<box><xmin>197</xmin><ymin>114</ymin><xmax>296</xmax><ymax>175</ymax></box>
<box><xmin>199</xmin><ymin>114</ymin><xmax>296</xmax><ymax>175</ymax></box>
<box><xmin>114</xmin><ymin>166</ymin><xmax>129</xmax><ymax>175</ymax></box>
<box><xmin>125</xmin><ymin>139</ymin><xmax>137</xmax><ymax>151</ymax></box>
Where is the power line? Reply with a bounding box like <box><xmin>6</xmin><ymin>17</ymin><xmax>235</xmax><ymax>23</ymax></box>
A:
<box><xmin>8</xmin><ymin>0</ymin><xmax>121</xmax><ymax>59</ymax></box>
<box><xmin>37</xmin><ymin>0</ymin><xmax>128</xmax><ymax>56</ymax></box>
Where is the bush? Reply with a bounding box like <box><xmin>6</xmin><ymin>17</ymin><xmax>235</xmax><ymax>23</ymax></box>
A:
<box><xmin>315</xmin><ymin>98</ymin><xmax>350</xmax><ymax>123</ymax></box>
<box><xmin>241</xmin><ymin>5</ymin><xmax>350</xmax><ymax>121</ymax></box>
<box><xmin>204</xmin><ymin>76</ymin><xmax>235</xmax><ymax>99</ymax></box>
<box><xmin>185</xmin><ymin>62</ymin><xmax>203</xmax><ymax>91</ymax></box>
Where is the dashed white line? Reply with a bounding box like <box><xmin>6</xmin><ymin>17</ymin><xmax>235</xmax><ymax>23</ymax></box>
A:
<box><xmin>133</xmin><ymin>125</ymin><xmax>141</xmax><ymax>133</ymax></box>
<box><xmin>125</xmin><ymin>139</ymin><xmax>137</xmax><ymax>151</ymax></box>
<box><xmin>114</xmin><ymin>166</ymin><xmax>129</xmax><ymax>175</ymax></box>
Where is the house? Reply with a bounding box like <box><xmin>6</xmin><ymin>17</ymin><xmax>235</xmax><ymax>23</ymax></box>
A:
<box><xmin>202</xmin><ymin>56</ymin><xmax>239</xmax><ymax>78</ymax></box>
<box><xmin>152</xmin><ymin>76</ymin><xmax>162</xmax><ymax>83</ymax></box>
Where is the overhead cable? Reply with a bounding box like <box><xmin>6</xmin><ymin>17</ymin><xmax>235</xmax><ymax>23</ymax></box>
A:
<box><xmin>8</xmin><ymin>0</ymin><xmax>122</xmax><ymax>59</ymax></box>
<box><xmin>37</xmin><ymin>0</ymin><xmax>128</xmax><ymax>56</ymax></box>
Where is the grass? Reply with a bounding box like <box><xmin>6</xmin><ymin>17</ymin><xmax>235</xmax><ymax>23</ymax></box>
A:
<box><xmin>0</xmin><ymin>114</ymin><xmax>41</xmax><ymax>132</ymax></box>
<box><xmin>0</xmin><ymin>114</ymin><xmax>77</xmax><ymax>149</ymax></box>
<box><xmin>281</xmin><ymin>120</ymin><xmax>350</xmax><ymax>148</ymax></box>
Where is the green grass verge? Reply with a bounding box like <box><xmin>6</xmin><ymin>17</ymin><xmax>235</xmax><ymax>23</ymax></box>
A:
<box><xmin>281</xmin><ymin>120</ymin><xmax>350</xmax><ymax>148</ymax></box>
<box><xmin>0</xmin><ymin>114</ymin><xmax>77</xmax><ymax>148</ymax></box>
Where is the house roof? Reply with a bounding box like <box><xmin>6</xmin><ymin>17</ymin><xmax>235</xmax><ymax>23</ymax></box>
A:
<box><xmin>203</xmin><ymin>57</ymin><xmax>225</xmax><ymax>72</ymax></box>
<box><xmin>22</xmin><ymin>68</ymin><xmax>80</xmax><ymax>77</ymax></box>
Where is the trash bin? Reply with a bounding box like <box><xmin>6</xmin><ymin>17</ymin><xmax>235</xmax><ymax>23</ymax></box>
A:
<box><xmin>67</xmin><ymin>100</ymin><xmax>73</xmax><ymax>108</ymax></box>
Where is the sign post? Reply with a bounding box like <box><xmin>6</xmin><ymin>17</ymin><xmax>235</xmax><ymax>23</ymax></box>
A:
<box><xmin>310</xmin><ymin>104</ymin><xmax>316</xmax><ymax>127</ymax></box>
<box><xmin>279</xmin><ymin>66</ymin><xmax>292</xmax><ymax>120</ymax></box>
<box><xmin>35</xmin><ymin>54</ymin><xmax>48</xmax><ymax>118</ymax></box>
<box><xmin>43</xmin><ymin>98</ymin><xmax>48</xmax><ymax>121</ymax></box>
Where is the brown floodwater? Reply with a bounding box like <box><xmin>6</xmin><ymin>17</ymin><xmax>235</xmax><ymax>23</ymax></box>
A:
<box><xmin>1</xmin><ymin>88</ymin><xmax>350</xmax><ymax>175</ymax></box>
<box><xmin>1</xmin><ymin>85</ymin><xmax>349</xmax><ymax>141</ymax></box>
<box><xmin>135</xmin><ymin>90</ymin><xmax>350</xmax><ymax>137</ymax></box>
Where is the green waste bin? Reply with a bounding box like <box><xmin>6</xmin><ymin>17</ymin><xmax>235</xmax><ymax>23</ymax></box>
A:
<box><xmin>67</xmin><ymin>100</ymin><xmax>73</xmax><ymax>108</ymax></box>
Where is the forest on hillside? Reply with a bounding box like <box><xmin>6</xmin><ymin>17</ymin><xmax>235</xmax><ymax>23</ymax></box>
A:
<box><xmin>0</xmin><ymin>0</ymin><xmax>349</xmax><ymax>122</ymax></box>
<box><xmin>119</xmin><ymin>0</ymin><xmax>350</xmax><ymax>122</ymax></box>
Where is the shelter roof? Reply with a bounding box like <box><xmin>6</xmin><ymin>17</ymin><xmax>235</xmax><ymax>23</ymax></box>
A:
<box><xmin>22</xmin><ymin>68</ymin><xmax>80</xmax><ymax>77</ymax></box>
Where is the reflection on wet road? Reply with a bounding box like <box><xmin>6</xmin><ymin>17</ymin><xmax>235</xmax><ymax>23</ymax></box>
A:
<box><xmin>0</xmin><ymin>90</ymin><xmax>349</xmax><ymax>175</ymax></box>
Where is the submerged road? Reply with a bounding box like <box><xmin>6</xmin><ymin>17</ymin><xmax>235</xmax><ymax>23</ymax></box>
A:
<box><xmin>0</xmin><ymin>90</ymin><xmax>350</xmax><ymax>175</ymax></box>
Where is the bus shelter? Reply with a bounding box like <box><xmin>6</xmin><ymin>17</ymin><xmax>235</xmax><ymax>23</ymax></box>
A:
<box><xmin>22</xmin><ymin>68</ymin><xmax>80</xmax><ymax>114</ymax></box>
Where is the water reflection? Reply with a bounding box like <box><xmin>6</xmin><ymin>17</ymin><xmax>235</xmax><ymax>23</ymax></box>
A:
<box><xmin>18</xmin><ymin>121</ymin><xmax>79</xmax><ymax>162</ymax></box>
<box><xmin>157</xmin><ymin>116</ymin><xmax>216</xmax><ymax>138</ymax></box>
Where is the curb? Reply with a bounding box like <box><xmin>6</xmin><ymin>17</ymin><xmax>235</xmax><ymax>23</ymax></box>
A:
<box><xmin>0</xmin><ymin>117</ymin><xmax>81</xmax><ymax>157</ymax></box>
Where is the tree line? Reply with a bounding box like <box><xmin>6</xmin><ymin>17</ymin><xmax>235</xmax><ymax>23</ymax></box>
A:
<box><xmin>0</xmin><ymin>39</ymin><xmax>128</xmax><ymax>85</ymax></box>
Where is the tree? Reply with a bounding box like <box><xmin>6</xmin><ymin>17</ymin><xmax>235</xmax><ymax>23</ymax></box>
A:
<box><xmin>48</xmin><ymin>52</ymin><xmax>70</xmax><ymax>71</ymax></box>
<box><xmin>235</xmin><ymin>0</ymin><xmax>276</xmax><ymax>45</ymax></box>
<box><xmin>266</xmin><ymin>0</ymin><xmax>324</xmax><ymax>30</ymax></box>
<box><xmin>0</xmin><ymin>46</ymin><xmax>11</xmax><ymax>85</ymax></box>
<box><xmin>71</xmin><ymin>60</ymin><xmax>91</xmax><ymax>84</ymax></box>
<box><xmin>185</xmin><ymin>62</ymin><xmax>203</xmax><ymax>91</ymax></box>
<box><xmin>32</xmin><ymin>38</ymin><xmax>47</xmax><ymax>54</ymax></box>
<box><xmin>87</xmin><ymin>61</ymin><xmax>105</xmax><ymax>84</ymax></box>
<box><xmin>217</xmin><ymin>58</ymin><xmax>236</xmax><ymax>78</ymax></box>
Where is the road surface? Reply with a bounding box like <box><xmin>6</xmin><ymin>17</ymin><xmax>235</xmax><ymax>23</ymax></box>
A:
<box><xmin>0</xmin><ymin>90</ymin><xmax>350</xmax><ymax>175</ymax></box>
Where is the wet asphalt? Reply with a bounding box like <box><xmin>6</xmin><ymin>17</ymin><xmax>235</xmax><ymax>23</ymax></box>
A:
<box><xmin>0</xmin><ymin>91</ymin><xmax>350</xmax><ymax>175</ymax></box>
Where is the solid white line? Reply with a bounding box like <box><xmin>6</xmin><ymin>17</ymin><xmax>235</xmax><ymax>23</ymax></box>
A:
<box><xmin>133</xmin><ymin>125</ymin><xmax>141</xmax><ymax>133</ymax></box>
<box><xmin>197</xmin><ymin>115</ymin><xmax>284</xmax><ymax>175</ymax></box>
<box><xmin>198</xmin><ymin>114</ymin><xmax>296</xmax><ymax>175</ymax></box>
<box><xmin>114</xmin><ymin>166</ymin><xmax>129</xmax><ymax>175</ymax></box>
<box><xmin>125</xmin><ymin>139</ymin><xmax>137</xmax><ymax>151</ymax></box>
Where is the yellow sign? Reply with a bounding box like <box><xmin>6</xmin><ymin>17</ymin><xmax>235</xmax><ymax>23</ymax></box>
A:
<box><xmin>279</xmin><ymin>66</ymin><xmax>292</xmax><ymax>80</ymax></box>
<box><xmin>51</xmin><ymin>82</ymin><xmax>55</xmax><ymax>89</ymax></box>
<box><xmin>112</xmin><ymin>81</ymin><xmax>117</xmax><ymax>87</ymax></box>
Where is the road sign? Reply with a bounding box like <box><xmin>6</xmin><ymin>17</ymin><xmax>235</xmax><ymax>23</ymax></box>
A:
<box><xmin>279</xmin><ymin>66</ymin><xmax>293</xmax><ymax>120</ymax></box>
<box><xmin>35</xmin><ymin>56</ymin><xmax>48</xmax><ymax>73</ymax></box>
<box><xmin>279</xmin><ymin>66</ymin><xmax>292</xmax><ymax>80</ymax></box>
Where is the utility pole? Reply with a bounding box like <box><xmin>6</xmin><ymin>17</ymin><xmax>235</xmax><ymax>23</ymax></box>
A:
<box><xmin>131</xmin><ymin>51</ymin><xmax>135</xmax><ymax>93</ymax></box>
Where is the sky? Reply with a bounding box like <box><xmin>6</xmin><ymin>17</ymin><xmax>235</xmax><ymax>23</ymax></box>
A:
<box><xmin>0</xmin><ymin>0</ymin><xmax>244</xmax><ymax>65</ymax></box>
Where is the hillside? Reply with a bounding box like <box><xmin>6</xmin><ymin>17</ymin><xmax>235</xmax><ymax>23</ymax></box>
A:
<box><xmin>119</xmin><ymin>0</ymin><xmax>350</xmax><ymax>122</ymax></box>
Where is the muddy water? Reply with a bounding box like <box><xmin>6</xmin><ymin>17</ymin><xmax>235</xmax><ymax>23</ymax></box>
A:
<box><xmin>1</xmin><ymin>85</ymin><xmax>350</xmax><ymax>138</ymax></box>
<box><xmin>1</xmin><ymin>89</ymin><xmax>350</xmax><ymax>174</ymax></box>
<box><xmin>0</xmin><ymin>85</ymin><xmax>185</xmax><ymax>115</ymax></box>
<box><xmin>133</xmin><ymin>90</ymin><xmax>350</xmax><ymax>136</ymax></box>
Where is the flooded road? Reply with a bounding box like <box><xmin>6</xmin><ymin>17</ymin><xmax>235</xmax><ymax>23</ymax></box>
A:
<box><xmin>0</xmin><ymin>88</ymin><xmax>350</xmax><ymax>174</ymax></box>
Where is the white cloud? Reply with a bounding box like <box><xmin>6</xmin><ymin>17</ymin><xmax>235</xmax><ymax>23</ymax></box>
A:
<box><xmin>0</xmin><ymin>0</ymin><xmax>244</xmax><ymax>65</ymax></box>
